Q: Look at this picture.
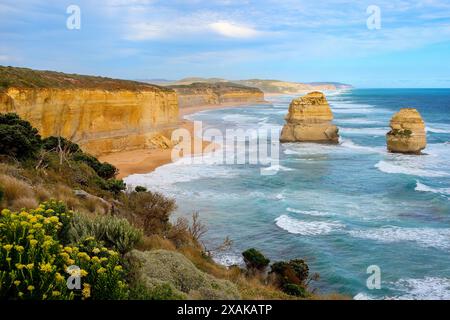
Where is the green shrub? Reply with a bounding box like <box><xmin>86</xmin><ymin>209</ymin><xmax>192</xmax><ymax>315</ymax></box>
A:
<box><xmin>128</xmin><ymin>282</ymin><xmax>185</xmax><ymax>300</ymax></box>
<box><xmin>0</xmin><ymin>113</ymin><xmax>42</xmax><ymax>160</ymax></box>
<box><xmin>130</xmin><ymin>250</ymin><xmax>240</xmax><ymax>300</ymax></box>
<box><xmin>73</xmin><ymin>153</ymin><xmax>118</xmax><ymax>179</ymax></box>
<box><xmin>0</xmin><ymin>202</ymin><xmax>127</xmax><ymax>300</ymax></box>
<box><xmin>282</xmin><ymin>283</ymin><xmax>307</xmax><ymax>298</ymax></box>
<box><xmin>42</xmin><ymin>136</ymin><xmax>80</xmax><ymax>154</ymax></box>
<box><xmin>103</xmin><ymin>179</ymin><xmax>126</xmax><ymax>195</ymax></box>
<box><xmin>135</xmin><ymin>186</ymin><xmax>148</xmax><ymax>193</ymax></box>
<box><xmin>270</xmin><ymin>259</ymin><xmax>310</xmax><ymax>297</ymax></box>
<box><xmin>242</xmin><ymin>248</ymin><xmax>270</xmax><ymax>271</ymax></box>
<box><xmin>69</xmin><ymin>213</ymin><xmax>143</xmax><ymax>255</ymax></box>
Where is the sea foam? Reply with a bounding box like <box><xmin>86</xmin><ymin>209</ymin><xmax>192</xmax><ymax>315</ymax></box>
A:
<box><xmin>275</xmin><ymin>215</ymin><xmax>344</xmax><ymax>236</ymax></box>
<box><xmin>375</xmin><ymin>160</ymin><xmax>449</xmax><ymax>178</ymax></box>
<box><xmin>415</xmin><ymin>181</ymin><xmax>450</xmax><ymax>195</ymax></box>
<box><xmin>348</xmin><ymin>226</ymin><xmax>450</xmax><ymax>250</ymax></box>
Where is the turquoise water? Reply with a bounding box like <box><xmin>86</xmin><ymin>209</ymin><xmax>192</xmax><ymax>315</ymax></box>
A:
<box><xmin>125</xmin><ymin>89</ymin><xmax>450</xmax><ymax>299</ymax></box>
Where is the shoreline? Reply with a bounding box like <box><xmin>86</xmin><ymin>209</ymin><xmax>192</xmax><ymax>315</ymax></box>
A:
<box><xmin>99</xmin><ymin>101</ymin><xmax>265</xmax><ymax>179</ymax></box>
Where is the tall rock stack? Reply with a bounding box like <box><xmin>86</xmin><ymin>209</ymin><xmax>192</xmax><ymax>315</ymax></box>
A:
<box><xmin>279</xmin><ymin>92</ymin><xmax>339</xmax><ymax>143</ymax></box>
<box><xmin>386</xmin><ymin>108</ymin><xmax>427</xmax><ymax>154</ymax></box>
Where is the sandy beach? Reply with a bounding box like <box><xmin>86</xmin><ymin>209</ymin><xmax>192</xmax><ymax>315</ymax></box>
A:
<box><xmin>99</xmin><ymin>102</ymin><xmax>259</xmax><ymax>179</ymax></box>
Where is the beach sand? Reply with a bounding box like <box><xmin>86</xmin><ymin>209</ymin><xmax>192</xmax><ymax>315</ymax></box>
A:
<box><xmin>99</xmin><ymin>102</ymin><xmax>257</xmax><ymax>179</ymax></box>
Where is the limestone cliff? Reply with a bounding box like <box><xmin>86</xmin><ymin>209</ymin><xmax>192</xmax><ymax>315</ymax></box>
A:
<box><xmin>0</xmin><ymin>66</ymin><xmax>179</xmax><ymax>156</ymax></box>
<box><xmin>168</xmin><ymin>82</ymin><xmax>266</xmax><ymax>108</ymax></box>
<box><xmin>387</xmin><ymin>108</ymin><xmax>427</xmax><ymax>154</ymax></box>
<box><xmin>280</xmin><ymin>92</ymin><xmax>339</xmax><ymax>143</ymax></box>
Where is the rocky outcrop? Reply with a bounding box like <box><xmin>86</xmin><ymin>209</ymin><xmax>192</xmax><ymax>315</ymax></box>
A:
<box><xmin>387</xmin><ymin>108</ymin><xmax>427</xmax><ymax>154</ymax></box>
<box><xmin>280</xmin><ymin>92</ymin><xmax>339</xmax><ymax>143</ymax></box>
<box><xmin>169</xmin><ymin>82</ymin><xmax>265</xmax><ymax>109</ymax></box>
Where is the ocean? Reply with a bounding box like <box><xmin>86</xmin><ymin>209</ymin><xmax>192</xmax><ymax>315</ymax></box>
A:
<box><xmin>125</xmin><ymin>89</ymin><xmax>450</xmax><ymax>300</ymax></box>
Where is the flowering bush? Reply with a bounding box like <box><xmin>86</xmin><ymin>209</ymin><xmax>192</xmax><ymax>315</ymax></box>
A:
<box><xmin>0</xmin><ymin>201</ymin><xmax>128</xmax><ymax>300</ymax></box>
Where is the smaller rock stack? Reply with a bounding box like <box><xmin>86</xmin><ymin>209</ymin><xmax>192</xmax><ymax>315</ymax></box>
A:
<box><xmin>386</xmin><ymin>108</ymin><xmax>427</xmax><ymax>154</ymax></box>
<box><xmin>280</xmin><ymin>92</ymin><xmax>339</xmax><ymax>143</ymax></box>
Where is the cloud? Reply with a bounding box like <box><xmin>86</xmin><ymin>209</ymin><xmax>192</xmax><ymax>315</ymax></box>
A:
<box><xmin>209</xmin><ymin>21</ymin><xmax>260</xmax><ymax>38</ymax></box>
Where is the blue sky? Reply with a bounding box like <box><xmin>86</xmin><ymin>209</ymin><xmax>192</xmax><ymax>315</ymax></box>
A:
<box><xmin>1</xmin><ymin>0</ymin><xmax>450</xmax><ymax>87</ymax></box>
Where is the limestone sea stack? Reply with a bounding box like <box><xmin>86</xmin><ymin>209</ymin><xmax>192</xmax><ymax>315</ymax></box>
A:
<box><xmin>386</xmin><ymin>108</ymin><xmax>427</xmax><ymax>154</ymax></box>
<box><xmin>280</xmin><ymin>91</ymin><xmax>339</xmax><ymax>143</ymax></box>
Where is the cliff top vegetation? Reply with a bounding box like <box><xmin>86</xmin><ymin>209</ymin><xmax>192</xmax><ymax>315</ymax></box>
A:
<box><xmin>0</xmin><ymin>66</ymin><xmax>173</xmax><ymax>93</ymax></box>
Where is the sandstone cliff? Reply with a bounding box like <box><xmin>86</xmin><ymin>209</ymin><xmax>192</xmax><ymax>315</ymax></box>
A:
<box><xmin>0</xmin><ymin>66</ymin><xmax>179</xmax><ymax>156</ymax></box>
<box><xmin>168</xmin><ymin>82</ymin><xmax>265</xmax><ymax>109</ymax></box>
<box><xmin>387</xmin><ymin>108</ymin><xmax>427</xmax><ymax>154</ymax></box>
<box><xmin>280</xmin><ymin>92</ymin><xmax>339</xmax><ymax>143</ymax></box>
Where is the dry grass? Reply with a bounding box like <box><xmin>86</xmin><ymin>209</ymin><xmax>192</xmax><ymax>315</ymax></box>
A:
<box><xmin>136</xmin><ymin>235</ymin><xmax>177</xmax><ymax>252</ymax></box>
<box><xmin>34</xmin><ymin>184</ymin><xmax>52</xmax><ymax>202</ymax></box>
<box><xmin>10</xmin><ymin>197</ymin><xmax>39</xmax><ymax>210</ymax></box>
<box><xmin>0</xmin><ymin>173</ymin><xmax>35</xmax><ymax>206</ymax></box>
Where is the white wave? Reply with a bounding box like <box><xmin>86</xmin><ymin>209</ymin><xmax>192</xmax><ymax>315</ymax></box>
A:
<box><xmin>261</xmin><ymin>164</ymin><xmax>293</xmax><ymax>174</ymax></box>
<box><xmin>340</xmin><ymin>139</ymin><xmax>385</xmax><ymax>154</ymax></box>
<box><xmin>333</xmin><ymin>107</ymin><xmax>390</xmax><ymax>114</ymax></box>
<box><xmin>275</xmin><ymin>193</ymin><xmax>285</xmax><ymax>200</ymax></box>
<box><xmin>386</xmin><ymin>277</ymin><xmax>450</xmax><ymax>300</ymax></box>
<box><xmin>375</xmin><ymin>160</ymin><xmax>449</xmax><ymax>178</ymax></box>
<box><xmin>349</xmin><ymin>226</ymin><xmax>450</xmax><ymax>250</ymax></box>
<box><xmin>222</xmin><ymin>114</ymin><xmax>260</xmax><ymax>124</ymax></box>
<box><xmin>335</xmin><ymin>118</ymin><xmax>384</xmax><ymax>125</ymax></box>
<box><xmin>275</xmin><ymin>215</ymin><xmax>344</xmax><ymax>236</ymax></box>
<box><xmin>353</xmin><ymin>293</ymin><xmax>374</xmax><ymax>300</ymax></box>
<box><xmin>286</xmin><ymin>208</ymin><xmax>333</xmax><ymax>217</ymax></box>
<box><xmin>415</xmin><ymin>181</ymin><xmax>450</xmax><ymax>195</ymax></box>
<box><xmin>340</xmin><ymin>127</ymin><xmax>389</xmax><ymax>136</ymax></box>
<box><xmin>427</xmin><ymin>123</ymin><xmax>450</xmax><ymax>134</ymax></box>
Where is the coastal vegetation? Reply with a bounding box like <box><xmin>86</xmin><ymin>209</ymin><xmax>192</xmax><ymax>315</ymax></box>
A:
<box><xmin>0</xmin><ymin>114</ymin><xmax>332</xmax><ymax>300</ymax></box>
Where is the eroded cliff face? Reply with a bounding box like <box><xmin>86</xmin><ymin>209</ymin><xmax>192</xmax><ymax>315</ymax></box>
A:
<box><xmin>387</xmin><ymin>108</ymin><xmax>427</xmax><ymax>154</ymax></box>
<box><xmin>0</xmin><ymin>87</ymin><xmax>179</xmax><ymax>156</ymax></box>
<box><xmin>280</xmin><ymin>91</ymin><xmax>339</xmax><ymax>143</ymax></box>
<box><xmin>169</xmin><ymin>82</ymin><xmax>265</xmax><ymax>108</ymax></box>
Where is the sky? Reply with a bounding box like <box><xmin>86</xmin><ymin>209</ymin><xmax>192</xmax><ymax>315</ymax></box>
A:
<box><xmin>1</xmin><ymin>0</ymin><xmax>450</xmax><ymax>87</ymax></box>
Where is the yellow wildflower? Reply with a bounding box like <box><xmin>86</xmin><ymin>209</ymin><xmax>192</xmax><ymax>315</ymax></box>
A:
<box><xmin>91</xmin><ymin>256</ymin><xmax>100</xmax><ymax>263</ymax></box>
<box><xmin>55</xmin><ymin>272</ymin><xmax>65</xmax><ymax>282</ymax></box>
<box><xmin>45</xmin><ymin>209</ymin><xmax>55</xmax><ymax>215</ymax></box>
<box><xmin>27</xmin><ymin>285</ymin><xmax>35</xmax><ymax>292</ymax></box>
<box><xmin>26</xmin><ymin>263</ymin><xmax>34</xmax><ymax>270</ymax></box>
<box><xmin>3</xmin><ymin>244</ymin><xmax>13</xmax><ymax>252</ymax></box>
<box><xmin>114</xmin><ymin>266</ymin><xmax>123</xmax><ymax>272</ymax></box>
<box><xmin>80</xmin><ymin>269</ymin><xmax>88</xmax><ymax>277</ymax></box>
<box><xmin>64</xmin><ymin>247</ymin><xmax>73</xmax><ymax>254</ymax></box>
<box><xmin>20</xmin><ymin>221</ymin><xmax>29</xmax><ymax>227</ymax></box>
<box><xmin>92</xmin><ymin>248</ymin><xmax>100</xmax><ymax>254</ymax></box>
<box><xmin>18</xmin><ymin>292</ymin><xmax>24</xmax><ymax>298</ymax></box>
<box><xmin>29</xmin><ymin>216</ymin><xmax>38</xmax><ymax>223</ymax></box>
<box><xmin>49</xmin><ymin>216</ymin><xmax>59</xmax><ymax>223</ymax></box>
<box><xmin>19</xmin><ymin>211</ymin><xmax>28</xmax><ymax>218</ymax></box>
<box><xmin>52</xmin><ymin>291</ymin><xmax>61</xmax><ymax>297</ymax></box>
<box><xmin>14</xmin><ymin>280</ymin><xmax>21</xmax><ymax>286</ymax></box>
<box><xmin>30</xmin><ymin>239</ymin><xmax>38</xmax><ymax>247</ymax></box>
<box><xmin>1</xmin><ymin>209</ymin><xmax>10</xmax><ymax>216</ymax></box>
<box><xmin>82</xmin><ymin>284</ymin><xmax>91</xmax><ymax>299</ymax></box>
<box><xmin>77</xmin><ymin>252</ymin><xmax>90</xmax><ymax>261</ymax></box>
<box><xmin>14</xmin><ymin>245</ymin><xmax>24</xmax><ymax>253</ymax></box>
<box><xmin>40</xmin><ymin>263</ymin><xmax>52</xmax><ymax>273</ymax></box>
<box><xmin>34</xmin><ymin>223</ymin><xmax>43</xmax><ymax>229</ymax></box>
<box><xmin>67</xmin><ymin>259</ymin><xmax>75</xmax><ymax>265</ymax></box>
<box><xmin>15</xmin><ymin>263</ymin><xmax>25</xmax><ymax>270</ymax></box>
<box><xmin>97</xmin><ymin>267</ymin><xmax>106</xmax><ymax>274</ymax></box>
